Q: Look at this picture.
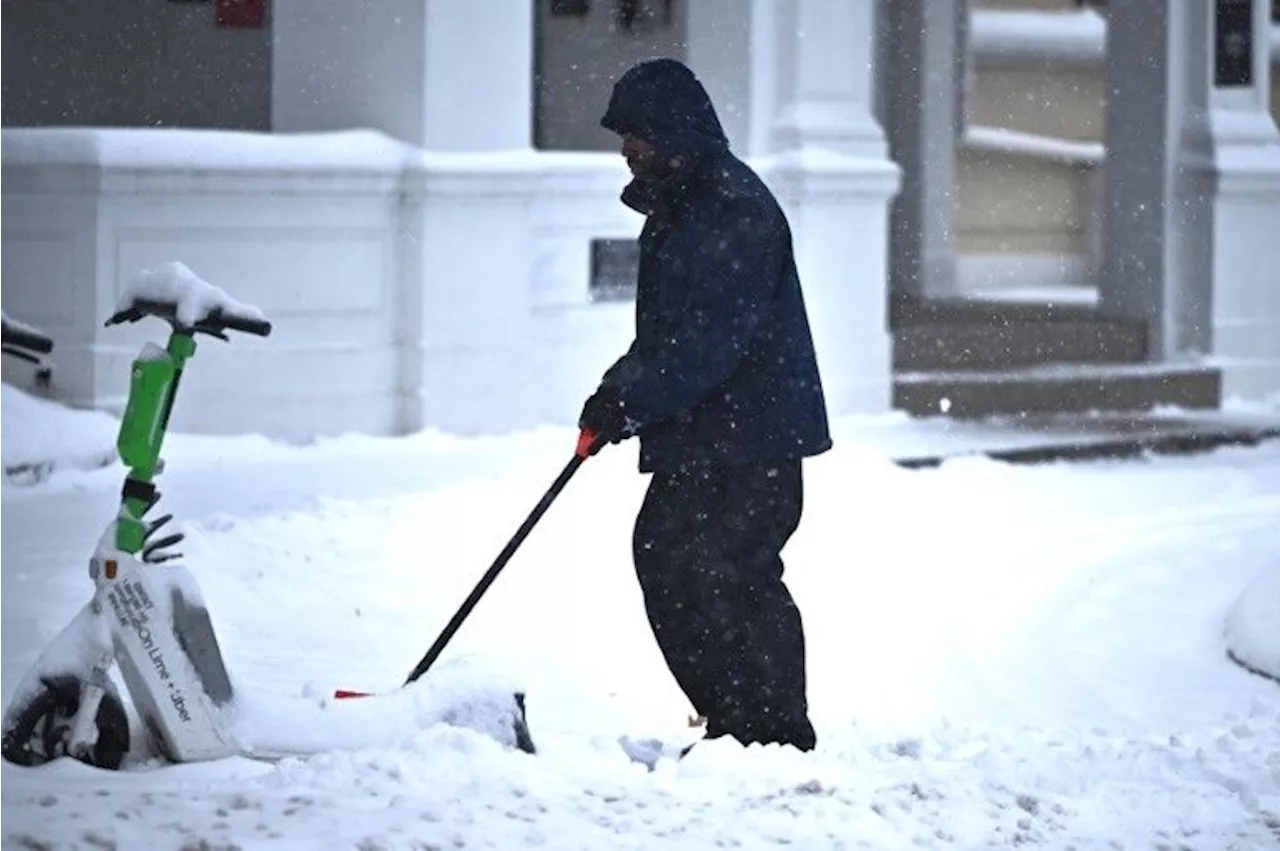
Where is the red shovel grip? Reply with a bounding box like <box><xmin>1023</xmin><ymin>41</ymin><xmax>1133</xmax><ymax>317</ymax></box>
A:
<box><xmin>333</xmin><ymin>689</ymin><xmax>371</xmax><ymax>699</ymax></box>
<box><xmin>576</xmin><ymin>428</ymin><xmax>599</xmax><ymax>459</ymax></box>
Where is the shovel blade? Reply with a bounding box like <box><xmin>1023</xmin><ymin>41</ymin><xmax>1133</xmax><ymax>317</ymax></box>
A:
<box><xmin>331</xmin><ymin>686</ymin><xmax>535</xmax><ymax>754</ymax></box>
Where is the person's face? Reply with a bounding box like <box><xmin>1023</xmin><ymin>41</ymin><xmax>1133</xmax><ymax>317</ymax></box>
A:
<box><xmin>621</xmin><ymin>133</ymin><xmax>674</xmax><ymax>180</ymax></box>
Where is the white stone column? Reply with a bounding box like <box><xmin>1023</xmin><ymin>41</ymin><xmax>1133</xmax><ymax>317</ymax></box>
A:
<box><xmin>756</xmin><ymin>0</ymin><xmax>901</xmax><ymax>415</ymax></box>
<box><xmin>420</xmin><ymin>2</ymin><xmax>534</xmax><ymax>151</ymax></box>
<box><xmin>880</xmin><ymin>0</ymin><xmax>961</xmax><ymax>300</ymax></box>
<box><xmin>767</xmin><ymin>0</ymin><xmax>886</xmax><ymax>159</ymax></box>
<box><xmin>1098</xmin><ymin>0</ymin><xmax>1216</xmax><ymax>360</ymax></box>
<box><xmin>272</xmin><ymin>0</ymin><xmax>429</xmax><ymax>144</ymax></box>
<box><xmin>273</xmin><ymin>1</ymin><xmax>534</xmax><ymax>152</ymax></box>
<box><xmin>275</xmin><ymin>1</ymin><xmax>542</xmax><ymax>434</ymax></box>
<box><xmin>1207</xmin><ymin>0</ymin><xmax>1280</xmax><ymax>401</ymax></box>
<box><xmin>685</xmin><ymin>0</ymin><xmax>753</xmax><ymax>153</ymax></box>
<box><xmin>391</xmin><ymin>2</ymin><xmax>539</xmax><ymax>435</ymax></box>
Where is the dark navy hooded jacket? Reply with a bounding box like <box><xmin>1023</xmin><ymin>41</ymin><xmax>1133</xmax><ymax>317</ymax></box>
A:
<box><xmin>597</xmin><ymin>58</ymin><xmax>832</xmax><ymax>473</ymax></box>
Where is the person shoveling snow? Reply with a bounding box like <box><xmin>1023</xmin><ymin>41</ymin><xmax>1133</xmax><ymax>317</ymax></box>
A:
<box><xmin>578</xmin><ymin>58</ymin><xmax>832</xmax><ymax>756</ymax></box>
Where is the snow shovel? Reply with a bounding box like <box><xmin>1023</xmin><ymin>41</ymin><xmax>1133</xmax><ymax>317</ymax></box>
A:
<box><xmin>335</xmin><ymin>427</ymin><xmax>604</xmax><ymax>754</ymax></box>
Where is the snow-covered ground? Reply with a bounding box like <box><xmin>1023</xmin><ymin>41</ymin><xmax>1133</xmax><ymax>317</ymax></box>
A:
<box><xmin>2</xmin><ymin>389</ymin><xmax>1279</xmax><ymax>850</ymax></box>
<box><xmin>1</xmin><ymin>384</ymin><xmax>118</xmax><ymax>484</ymax></box>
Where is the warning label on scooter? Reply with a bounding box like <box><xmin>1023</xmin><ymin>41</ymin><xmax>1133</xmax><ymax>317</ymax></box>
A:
<box><xmin>106</xmin><ymin>576</ymin><xmax>193</xmax><ymax>724</ymax></box>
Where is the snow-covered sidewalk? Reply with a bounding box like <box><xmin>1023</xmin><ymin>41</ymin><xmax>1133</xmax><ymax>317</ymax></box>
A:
<box><xmin>2</xmin><ymin>404</ymin><xmax>1278</xmax><ymax>849</ymax></box>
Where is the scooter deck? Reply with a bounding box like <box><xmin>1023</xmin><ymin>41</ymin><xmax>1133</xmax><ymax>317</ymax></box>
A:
<box><xmin>105</xmin><ymin>555</ymin><xmax>241</xmax><ymax>763</ymax></box>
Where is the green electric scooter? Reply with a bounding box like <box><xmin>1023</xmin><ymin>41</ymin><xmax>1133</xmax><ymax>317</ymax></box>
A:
<box><xmin>2</xmin><ymin>264</ymin><xmax>564</xmax><ymax>770</ymax></box>
<box><xmin>1</xmin><ymin>286</ymin><xmax>271</xmax><ymax>769</ymax></box>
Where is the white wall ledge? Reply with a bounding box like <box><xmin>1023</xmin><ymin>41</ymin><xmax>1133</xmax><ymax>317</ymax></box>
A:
<box><xmin>971</xmin><ymin>9</ymin><xmax>1280</xmax><ymax>67</ymax></box>
<box><xmin>2</xmin><ymin>128</ymin><xmax>414</xmax><ymax>196</ymax></box>
<box><xmin>756</xmin><ymin>148</ymin><xmax>902</xmax><ymax>195</ymax></box>
<box><xmin>969</xmin><ymin>9</ymin><xmax>1107</xmax><ymax>67</ymax></box>
<box><xmin>1</xmin><ymin>127</ymin><xmax>413</xmax><ymax>172</ymax></box>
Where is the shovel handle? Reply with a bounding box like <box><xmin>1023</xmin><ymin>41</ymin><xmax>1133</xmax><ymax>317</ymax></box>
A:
<box><xmin>400</xmin><ymin>428</ymin><xmax>599</xmax><ymax>687</ymax></box>
<box><xmin>339</xmin><ymin>429</ymin><xmax>602</xmax><ymax>699</ymax></box>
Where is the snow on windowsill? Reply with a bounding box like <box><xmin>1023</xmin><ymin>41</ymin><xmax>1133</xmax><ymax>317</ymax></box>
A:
<box><xmin>972</xmin><ymin>9</ymin><xmax>1280</xmax><ymax>66</ymax></box>
<box><xmin>962</xmin><ymin>124</ymin><xmax>1104</xmax><ymax>166</ymax></box>
<box><xmin>969</xmin><ymin>8</ymin><xmax>1107</xmax><ymax>65</ymax></box>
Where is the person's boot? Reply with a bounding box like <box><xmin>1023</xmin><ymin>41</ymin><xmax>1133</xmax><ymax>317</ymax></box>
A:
<box><xmin>780</xmin><ymin>718</ymin><xmax>817</xmax><ymax>752</ymax></box>
<box><xmin>684</xmin><ymin>714</ymin><xmax>816</xmax><ymax>755</ymax></box>
<box><xmin>678</xmin><ymin>715</ymin><xmax>726</xmax><ymax>758</ymax></box>
<box><xmin>751</xmin><ymin>712</ymin><xmax>816</xmax><ymax>751</ymax></box>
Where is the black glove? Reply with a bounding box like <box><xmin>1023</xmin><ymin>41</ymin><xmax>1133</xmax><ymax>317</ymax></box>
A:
<box><xmin>578</xmin><ymin>385</ymin><xmax>636</xmax><ymax>454</ymax></box>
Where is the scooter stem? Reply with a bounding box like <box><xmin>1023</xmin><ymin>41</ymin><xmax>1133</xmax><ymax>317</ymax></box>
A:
<box><xmin>114</xmin><ymin>330</ymin><xmax>198</xmax><ymax>553</ymax></box>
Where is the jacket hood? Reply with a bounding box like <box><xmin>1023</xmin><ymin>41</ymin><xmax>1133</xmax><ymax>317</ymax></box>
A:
<box><xmin>600</xmin><ymin>59</ymin><xmax>729</xmax><ymax>165</ymax></box>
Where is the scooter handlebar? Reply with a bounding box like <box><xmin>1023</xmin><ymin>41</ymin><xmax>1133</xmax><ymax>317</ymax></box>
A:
<box><xmin>1</xmin><ymin>321</ymin><xmax>54</xmax><ymax>355</ymax></box>
<box><xmin>106</xmin><ymin>298</ymin><xmax>272</xmax><ymax>339</ymax></box>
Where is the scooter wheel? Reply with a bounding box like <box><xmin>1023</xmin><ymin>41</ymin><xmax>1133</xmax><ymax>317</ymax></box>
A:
<box><xmin>1</xmin><ymin>676</ymin><xmax>130</xmax><ymax>770</ymax></box>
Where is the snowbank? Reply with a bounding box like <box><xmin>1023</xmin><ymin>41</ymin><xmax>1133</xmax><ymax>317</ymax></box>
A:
<box><xmin>1</xmin><ymin>384</ymin><xmax>119</xmax><ymax>485</ymax></box>
<box><xmin>1226</xmin><ymin>566</ymin><xmax>1280</xmax><ymax>681</ymax></box>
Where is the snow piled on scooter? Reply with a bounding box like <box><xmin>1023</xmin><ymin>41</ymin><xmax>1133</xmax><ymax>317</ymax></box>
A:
<box><xmin>222</xmin><ymin>656</ymin><xmax>532</xmax><ymax>759</ymax></box>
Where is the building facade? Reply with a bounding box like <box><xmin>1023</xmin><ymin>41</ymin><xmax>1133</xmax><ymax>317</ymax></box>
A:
<box><xmin>3</xmin><ymin>1</ymin><xmax>1279</xmax><ymax>438</ymax></box>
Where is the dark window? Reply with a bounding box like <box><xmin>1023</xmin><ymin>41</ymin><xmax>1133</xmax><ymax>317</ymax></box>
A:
<box><xmin>1215</xmin><ymin>0</ymin><xmax>1254</xmax><ymax>88</ymax></box>
<box><xmin>550</xmin><ymin>0</ymin><xmax>590</xmax><ymax>16</ymax></box>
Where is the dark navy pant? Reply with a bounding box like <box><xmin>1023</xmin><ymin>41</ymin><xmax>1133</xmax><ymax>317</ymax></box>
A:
<box><xmin>632</xmin><ymin>459</ymin><xmax>816</xmax><ymax>751</ymax></box>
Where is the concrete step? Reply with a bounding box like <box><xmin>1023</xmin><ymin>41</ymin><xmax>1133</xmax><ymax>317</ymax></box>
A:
<box><xmin>890</xmin><ymin>294</ymin><xmax>1104</xmax><ymax>326</ymax></box>
<box><xmin>893</xmin><ymin>318</ymin><xmax>1147</xmax><ymax>371</ymax></box>
<box><xmin>881</xmin><ymin>411</ymin><xmax>1280</xmax><ymax>468</ymax></box>
<box><xmin>892</xmin><ymin>362</ymin><xmax>1221</xmax><ymax>418</ymax></box>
